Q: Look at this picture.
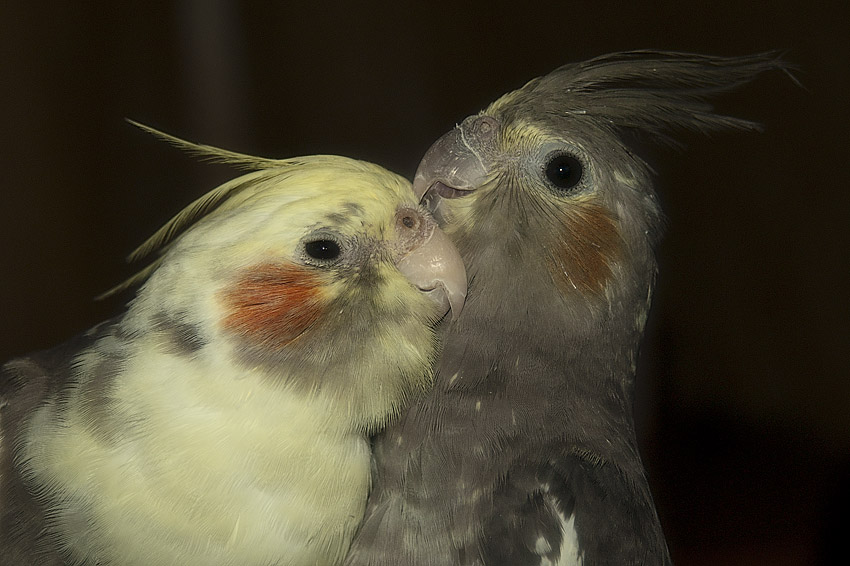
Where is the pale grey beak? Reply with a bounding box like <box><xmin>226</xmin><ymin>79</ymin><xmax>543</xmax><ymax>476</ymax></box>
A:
<box><xmin>411</xmin><ymin>115</ymin><xmax>500</xmax><ymax>213</ymax></box>
<box><xmin>395</xmin><ymin>208</ymin><xmax>467</xmax><ymax>320</ymax></box>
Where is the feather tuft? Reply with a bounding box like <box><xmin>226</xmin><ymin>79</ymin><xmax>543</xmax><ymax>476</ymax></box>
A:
<box><xmin>125</xmin><ymin>120</ymin><xmax>279</xmax><ymax>171</ymax></box>
<box><xmin>98</xmin><ymin>123</ymin><xmax>316</xmax><ymax>299</ymax></box>
<box><xmin>489</xmin><ymin>50</ymin><xmax>796</xmax><ymax>144</ymax></box>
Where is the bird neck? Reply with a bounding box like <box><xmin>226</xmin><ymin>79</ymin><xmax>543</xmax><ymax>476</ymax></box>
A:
<box><xmin>429</xmin><ymin>253</ymin><xmax>652</xmax><ymax>447</ymax></box>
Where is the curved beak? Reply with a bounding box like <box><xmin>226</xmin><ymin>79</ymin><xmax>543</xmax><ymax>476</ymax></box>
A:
<box><xmin>396</xmin><ymin>215</ymin><xmax>467</xmax><ymax>321</ymax></box>
<box><xmin>411</xmin><ymin>115</ymin><xmax>500</xmax><ymax>214</ymax></box>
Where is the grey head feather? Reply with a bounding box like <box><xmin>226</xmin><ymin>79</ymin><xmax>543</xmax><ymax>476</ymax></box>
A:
<box><xmin>488</xmin><ymin>50</ymin><xmax>794</xmax><ymax>146</ymax></box>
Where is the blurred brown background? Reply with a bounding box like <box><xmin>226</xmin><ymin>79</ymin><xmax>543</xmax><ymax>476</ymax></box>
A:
<box><xmin>2</xmin><ymin>2</ymin><xmax>847</xmax><ymax>564</ymax></box>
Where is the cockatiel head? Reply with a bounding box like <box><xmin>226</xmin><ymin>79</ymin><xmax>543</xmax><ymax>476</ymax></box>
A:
<box><xmin>116</xmin><ymin>129</ymin><xmax>467</xmax><ymax>431</ymax></box>
<box><xmin>413</xmin><ymin>51</ymin><xmax>787</xmax><ymax>377</ymax></box>
<box><xmin>417</xmin><ymin>51</ymin><xmax>789</xmax><ymax>288</ymax></box>
<box><xmin>344</xmin><ymin>52</ymin><xmax>788</xmax><ymax>566</ymax></box>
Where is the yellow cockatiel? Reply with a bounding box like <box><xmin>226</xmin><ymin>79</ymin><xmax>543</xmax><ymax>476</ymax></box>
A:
<box><xmin>0</xmin><ymin>131</ymin><xmax>466</xmax><ymax>566</ymax></box>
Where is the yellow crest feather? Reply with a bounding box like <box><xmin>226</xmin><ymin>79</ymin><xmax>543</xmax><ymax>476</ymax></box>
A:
<box><xmin>98</xmin><ymin>123</ymin><xmax>312</xmax><ymax>299</ymax></box>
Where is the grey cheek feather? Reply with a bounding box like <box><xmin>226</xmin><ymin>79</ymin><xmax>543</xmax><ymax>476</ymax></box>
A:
<box><xmin>322</xmin><ymin>203</ymin><xmax>368</xmax><ymax>237</ymax></box>
<box><xmin>150</xmin><ymin>312</ymin><xmax>208</xmax><ymax>355</ymax></box>
<box><xmin>343</xmin><ymin>202</ymin><xmax>366</xmax><ymax>217</ymax></box>
<box><xmin>325</xmin><ymin>212</ymin><xmax>351</xmax><ymax>225</ymax></box>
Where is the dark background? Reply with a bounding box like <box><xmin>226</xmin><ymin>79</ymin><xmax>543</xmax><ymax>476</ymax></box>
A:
<box><xmin>2</xmin><ymin>2</ymin><xmax>847</xmax><ymax>564</ymax></box>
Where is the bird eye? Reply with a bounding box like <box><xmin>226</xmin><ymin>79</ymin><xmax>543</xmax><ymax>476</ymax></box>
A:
<box><xmin>304</xmin><ymin>239</ymin><xmax>341</xmax><ymax>261</ymax></box>
<box><xmin>544</xmin><ymin>152</ymin><xmax>583</xmax><ymax>191</ymax></box>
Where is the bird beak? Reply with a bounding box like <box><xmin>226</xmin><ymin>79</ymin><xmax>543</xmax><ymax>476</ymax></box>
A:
<box><xmin>396</xmin><ymin>211</ymin><xmax>467</xmax><ymax>321</ymax></box>
<box><xmin>412</xmin><ymin>115</ymin><xmax>500</xmax><ymax>216</ymax></box>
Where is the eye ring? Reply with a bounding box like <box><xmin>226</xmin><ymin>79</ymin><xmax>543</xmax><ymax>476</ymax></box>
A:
<box><xmin>304</xmin><ymin>238</ymin><xmax>342</xmax><ymax>262</ymax></box>
<box><xmin>543</xmin><ymin>151</ymin><xmax>584</xmax><ymax>192</ymax></box>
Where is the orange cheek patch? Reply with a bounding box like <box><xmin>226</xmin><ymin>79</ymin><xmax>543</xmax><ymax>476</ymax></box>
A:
<box><xmin>220</xmin><ymin>262</ymin><xmax>327</xmax><ymax>350</ymax></box>
<box><xmin>547</xmin><ymin>200</ymin><xmax>621</xmax><ymax>297</ymax></box>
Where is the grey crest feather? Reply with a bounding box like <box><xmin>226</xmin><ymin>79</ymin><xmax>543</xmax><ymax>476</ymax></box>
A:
<box><xmin>489</xmin><ymin>50</ymin><xmax>795</xmax><ymax>145</ymax></box>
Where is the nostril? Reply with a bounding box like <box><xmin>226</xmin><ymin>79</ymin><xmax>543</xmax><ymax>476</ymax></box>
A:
<box><xmin>471</xmin><ymin>116</ymin><xmax>499</xmax><ymax>138</ymax></box>
<box><xmin>395</xmin><ymin>207</ymin><xmax>437</xmax><ymax>258</ymax></box>
<box><xmin>397</xmin><ymin>208</ymin><xmax>423</xmax><ymax>232</ymax></box>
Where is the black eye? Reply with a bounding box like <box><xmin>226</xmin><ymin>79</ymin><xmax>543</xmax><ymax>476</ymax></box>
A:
<box><xmin>544</xmin><ymin>153</ymin><xmax>583</xmax><ymax>191</ymax></box>
<box><xmin>304</xmin><ymin>239</ymin><xmax>341</xmax><ymax>261</ymax></box>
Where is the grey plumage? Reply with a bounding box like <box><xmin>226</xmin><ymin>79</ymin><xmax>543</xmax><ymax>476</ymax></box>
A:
<box><xmin>344</xmin><ymin>51</ymin><xmax>790</xmax><ymax>566</ymax></box>
<box><xmin>1</xmin><ymin>321</ymin><xmax>122</xmax><ymax>566</ymax></box>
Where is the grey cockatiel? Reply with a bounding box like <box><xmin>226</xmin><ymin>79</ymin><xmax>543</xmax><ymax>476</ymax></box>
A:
<box><xmin>0</xmin><ymin>138</ymin><xmax>466</xmax><ymax>565</ymax></box>
<box><xmin>344</xmin><ymin>51</ymin><xmax>788</xmax><ymax>566</ymax></box>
